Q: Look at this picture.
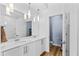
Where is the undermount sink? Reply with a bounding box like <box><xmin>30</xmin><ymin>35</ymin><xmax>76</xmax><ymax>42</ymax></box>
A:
<box><xmin>32</xmin><ymin>36</ymin><xmax>37</xmax><ymax>38</ymax></box>
<box><xmin>14</xmin><ymin>38</ymin><xmax>26</xmax><ymax>43</ymax></box>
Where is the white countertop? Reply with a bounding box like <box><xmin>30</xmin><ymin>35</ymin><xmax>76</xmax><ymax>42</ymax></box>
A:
<box><xmin>0</xmin><ymin>35</ymin><xmax>46</xmax><ymax>52</ymax></box>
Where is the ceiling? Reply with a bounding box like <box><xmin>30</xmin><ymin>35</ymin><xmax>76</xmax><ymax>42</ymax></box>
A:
<box><xmin>2</xmin><ymin>3</ymin><xmax>49</xmax><ymax>13</ymax></box>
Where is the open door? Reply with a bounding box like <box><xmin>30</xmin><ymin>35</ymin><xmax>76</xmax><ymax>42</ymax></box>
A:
<box><xmin>62</xmin><ymin>13</ymin><xmax>70</xmax><ymax>56</ymax></box>
<box><xmin>49</xmin><ymin>13</ymin><xmax>70</xmax><ymax>56</ymax></box>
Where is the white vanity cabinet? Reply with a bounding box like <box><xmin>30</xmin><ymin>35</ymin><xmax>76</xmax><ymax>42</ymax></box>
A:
<box><xmin>3</xmin><ymin>45</ymin><xmax>28</xmax><ymax>56</ymax></box>
<box><xmin>41</xmin><ymin>38</ymin><xmax>45</xmax><ymax>53</ymax></box>
<box><xmin>3</xmin><ymin>46</ymin><xmax>23</xmax><ymax>56</ymax></box>
<box><xmin>21</xmin><ymin>44</ymin><xmax>28</xmax><ymax>56</ymax></box>
<box><xmin>22</xmin><ymin>39</ymin><xmax>43</xmax><ymax>56</ymax></box>
<box><xmin>2</xmin><ymin>37</ymin><xmax>45</xmax><ymax>56</ymax></box>
<box><xmin>34</xmin><ymin>40</ymin><xmax>41</xmax><ymax>56</ymax></box>
<box><xmin>27</xmin><ymin>42</ymin><xmax>36</xmax><ymax>56</ymax></box>
<box><xmin>27</xmin><ymin>40</ymin><xmax>41</xmax><ymax>56</ymax></box>
<box><xmin>2</xmin><ymin>41</ymin><xmax>41</xmax><ymax>56</ymax></box>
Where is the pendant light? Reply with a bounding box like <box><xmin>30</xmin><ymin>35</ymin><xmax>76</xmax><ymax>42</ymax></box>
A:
<box><xmin>24</xmin><ymin>3</ymin><xmax>27</xmax><ymax>20</ymax></box>
<box><xmin>27</xmin><ymin>3</ymin><xmax>31</xmax><ymax>19</ymax></box>
<box><xmin>6</xmin><ymin>3</ymin><xmax>14</xmax><ymax>15</ymax></box>
<box><xmin>6</xmin><ymin>6</ymin><xmax>11</xmax><ymax>15</ymax></box>
<box><xmin>24</xmin><ymin>13</ymin><xmax>27</xmax><ymax>19</ymax></box>
<box><xmin>37</xmin><ymin>9</ymin><xmax>40</xmax><ymax>22</ymax></box>
<box><xmin>24</xmin><ymin>3</ymin><xmax>31</xmax><ymax>20</ymax></box>
<box><xmin>9</xmin><ymin>3</ymin><xmax>14</xmax><ymax>13</ymax></box>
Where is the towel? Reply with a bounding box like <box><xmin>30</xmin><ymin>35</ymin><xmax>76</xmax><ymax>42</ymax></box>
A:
<box><xmin>1</xmin><ymin>26</ymin><xmax>7</xmax><ymax>43</ymax></box>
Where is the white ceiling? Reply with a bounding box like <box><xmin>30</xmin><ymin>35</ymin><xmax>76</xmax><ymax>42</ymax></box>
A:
<box><xmin>14</xmin><ymin>3</ymin><xmax>49</xmax><ymax>13</ymax></box>
<box><xmin>2</xmin><ymin>3</ymin><xmax>78</xmax><ymax>17</ymax></box>
<box><xmin>1</xmin><ymin>3</ymin><xmax>50</xmax><ymax>14</ymax></box>
<box><xmin>2</xmin><ymin>3</ymin><xmax>79</xmax><ymax>13</ymax></box>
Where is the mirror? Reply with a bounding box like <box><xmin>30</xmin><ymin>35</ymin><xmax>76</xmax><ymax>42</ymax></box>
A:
<box><xmin>26</xmin><ymin>21</ymin><xmax>32</xmax><ymax>36</ymax></box>
<box><xmin>3</xmin><ymin>16</ymin><xmax>16</xmax><ymax>39</ymax></box>
<box><xmin>0</xmin><ymin>4</ymin><xmax>39</xmax><ymax>41</ymax></box>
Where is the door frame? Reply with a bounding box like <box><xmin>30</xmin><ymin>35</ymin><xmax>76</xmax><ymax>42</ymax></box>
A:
<box><xmin>49</xmin><ymin>12</ymin><xmax>69</xmax><ymax>56</ymax></box>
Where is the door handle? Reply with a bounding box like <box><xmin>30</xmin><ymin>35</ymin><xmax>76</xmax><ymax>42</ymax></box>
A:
<box><xmin>62</xmin><ymin>41</ymin><xmax>66</xmax><ymax>44</ymax></box>
<box><xmin>24</xmin><ymin>46</ymin><xmax>27</xmax><ymax>55</ymax></box>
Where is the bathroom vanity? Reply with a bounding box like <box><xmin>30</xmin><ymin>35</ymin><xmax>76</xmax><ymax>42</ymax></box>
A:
<box><xmin>0</xmin><ymin>36</ymin><xmax>45</xmax><ymax>56</ymax></box>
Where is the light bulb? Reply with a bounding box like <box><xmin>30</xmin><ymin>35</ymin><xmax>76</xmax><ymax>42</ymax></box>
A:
<box><xmin>24</xmin><ymin>13</ymin><xmax>27</xmax><ymax>19</ymax></box>
<box><xmin>9</xmin><ymin>3</ymin><xmax>14</xmax><ymax>12</ymax></box>
<box><xmin>37</xmin><ymin>15</ymin><xmax>39</xmax><ymax>21</ymax></box>
<box><xmin>33</xmin><ymin>17</ymin><xmax>36</xmax><ymax>22</ymax></box>
<box><xmin>28</xmin><ymin>10</ymin><xmax>31</xmax><ymax>19</ymax></box>
<box><xmin>6</xmin><ymin>6</ymin><xmax>10</xmax><ymax>15</ymax></box>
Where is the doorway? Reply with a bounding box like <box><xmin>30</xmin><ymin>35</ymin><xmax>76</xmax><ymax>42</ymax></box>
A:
<box><xmin>49</xmin><ymin>15</ymin><xmax>63</xmax><ymax>56</ymax></box>
<box><xmin>49</xmin><ymin>13</ymin><xmax>70</xmax><ymax>56</ymax></box>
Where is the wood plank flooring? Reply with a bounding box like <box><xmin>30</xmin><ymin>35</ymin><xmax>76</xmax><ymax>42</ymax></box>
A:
<box><xmin>41</xmin><ymin>45</ymin><xmax>62</xmax><ymax>56</ymax></box>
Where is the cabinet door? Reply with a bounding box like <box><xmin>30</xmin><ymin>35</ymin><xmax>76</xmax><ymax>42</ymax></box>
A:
<box><xmin>41</xmin><ymin>39</ymin><xmax>45</xmax><ymax>52</ymax></box>
<box><xmin>27</xmin><ymin>42</ymin><xmax>36</xmax><ymax>56</ymax></box>
<box><xmin>35</xmin><ymin>40</ymin><xmax>41</xmax><ymax>56</ymax></box>
<box><xmin>21</xmin><ymin>45</ymin><xmax>28</xmax><ymax>56</ymax></box>
<box><xmin>3</xmin><ymin>47</ymin><xmax>21</xmax><ymax>56</ymax></box>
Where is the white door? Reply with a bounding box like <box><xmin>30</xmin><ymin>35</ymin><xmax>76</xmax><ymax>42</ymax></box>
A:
<box><xmin>50</xmin><ymin>15</ymin><xmax>62</xmax><ymax>46</ymax></box>
<box><xmin>27</xmin><ymin>40</ymin><xmax>41</xmax><ymax>56</ymax></box>
<box><xmin>35</xmin><ymin>40</ymin><xmax>41</xmax><ymax>56</ymax></box>
<box><xmin>49</xmin><ymin>13</ymin><xmax>69</xmax><ymax>56</ymax></box>
<box><xmin>27</xmin><ymin>42</ymin><xmax>36</xmax><ymax>56</ymax></box>
<box><xmin>62</xmin><ymin>13</ymin><xmax>70</xmax><ymax>56</ymax></box>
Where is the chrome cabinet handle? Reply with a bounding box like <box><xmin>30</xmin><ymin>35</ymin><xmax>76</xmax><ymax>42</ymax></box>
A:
<box><xmin>41</xmin><ymin>40</ymin><xmax>43</xmax><ymax>45</ymax></box>
<box><xmin>25</xmin><ymin>46</ymin><xmax>27</xmax><ymax>53</ymax></box>
<box><xmin>24</xmin><ymin>46</ymin><xmax>27</xmax><ymax>55</ymax></box>
<box><xmin>24</xmin><ymin>47</ymin><xmax>26</xmax><ymax>55</ymax></box>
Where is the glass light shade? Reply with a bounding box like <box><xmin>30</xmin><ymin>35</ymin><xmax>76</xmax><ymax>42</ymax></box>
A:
<box><xmin>24</xmin><ymin>13</ymin><xmax>27</xmax><ymax>19</ymax></box>
<box><xmin>6</xmin><ymin>6</ymin><xmax>11</xmax><ymax>15</ymax></box>
<box><xmin>9</xmin><ymin>3</ymin><xmax>14</xmax><ymax>12</ymax></box>
<box><xmin>33</xmin><ymin>16</ymin><xmax>36</xmax><ymax>22</ymax></box>
<box><xmin>37</xmin><ymin>15</ymin><xmax>39</xmax><ymax>21</ymax></box>
<box><xmin>27</xmin><ymin>10</ymin><xmax>31</xmax><ymax>19</ymax></box>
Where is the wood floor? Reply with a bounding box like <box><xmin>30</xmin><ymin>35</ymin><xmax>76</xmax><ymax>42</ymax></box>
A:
<box><xmin>41</xmin><ymin>45</ymin><xmax>62</xmax><ymax>56</ymax></box>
